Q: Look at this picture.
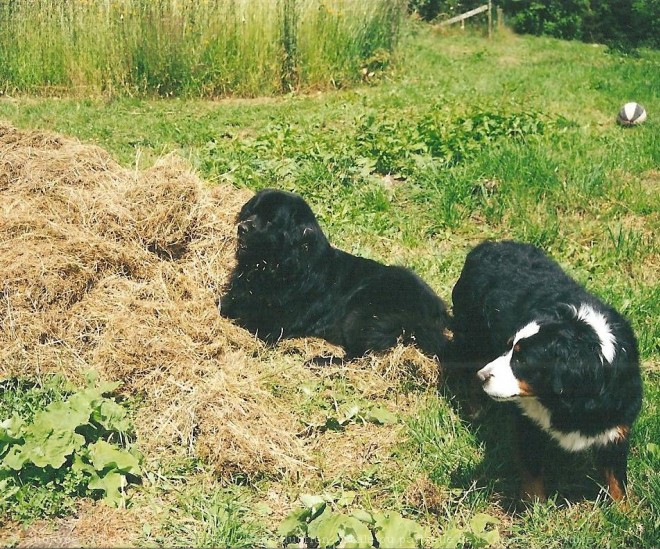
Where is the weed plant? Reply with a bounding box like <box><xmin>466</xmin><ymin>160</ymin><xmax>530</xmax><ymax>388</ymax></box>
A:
<box><xmin>0</xmin><ymin>375</ymin><xmax>141</xmax><ymax>522</ymax></box>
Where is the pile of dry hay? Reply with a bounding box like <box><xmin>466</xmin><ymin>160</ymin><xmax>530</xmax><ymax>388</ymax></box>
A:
<box><xmin>0</xmin><ymin>122</ymin><xmax>439</xmax><ymax>481</ymax></box>
<box><xmin>0</xmin><ymin>121</ymin><xmax>313</xmax><ymax>477</ymax></box>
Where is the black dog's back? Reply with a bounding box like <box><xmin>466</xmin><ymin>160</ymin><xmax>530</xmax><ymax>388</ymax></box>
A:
<box><xmin>330</xmin><ymin>250</ymin><xmax>450</xmax><ymax>359</ymax></box>
<box><xmin>220</xmin><ymin>188</ymin><xmax>450</xmax><ymax>361</ymax></box>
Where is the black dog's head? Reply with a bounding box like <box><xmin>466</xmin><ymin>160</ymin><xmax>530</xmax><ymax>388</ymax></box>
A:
<box><xmin>234</xmin><ymin>188</ymin><xmax>329</xmax><ymax>267</ymax></box>
<box><xmin>476</xmin><ymin>304</ymin><xmax>614</xmax><ymax>403</ymax></box>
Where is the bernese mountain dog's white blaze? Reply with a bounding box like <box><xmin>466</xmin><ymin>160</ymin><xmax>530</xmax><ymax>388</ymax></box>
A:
<box><xmin>451</xmin><ymin>240</ymin><xmax>643</xmax><ymax>503</ymax></box>
<box><xmin>477</xmin><ymin>321</ymin><xmax>541</xmax><ymax>400</ymax></box>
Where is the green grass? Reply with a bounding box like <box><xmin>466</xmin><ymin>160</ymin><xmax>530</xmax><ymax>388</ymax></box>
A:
<box><xmin>0</xmin><ymin>0</ymin><xmax>404</xmax><ymax>97</ymax></box>
<box><xmin>0</xmin><ymin>20</ymin><xmax>659</xmax><ymax>548</ymax></box>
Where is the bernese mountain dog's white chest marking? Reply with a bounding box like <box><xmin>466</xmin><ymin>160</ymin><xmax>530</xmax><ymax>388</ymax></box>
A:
<box><xmin>516</xmin><ymin>397</ymin><xmax>622</xmax><ymax>452</ymax></box>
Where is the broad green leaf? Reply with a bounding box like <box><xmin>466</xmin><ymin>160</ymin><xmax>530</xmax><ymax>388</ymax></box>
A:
<box><xmin>277</xmin><ymin>507</ymin><xmax>310</xmax><ymax>537</ymax></box>
<box><xmin>432</xmin><ymin>526</ymin><xmax>465</xmax><ymax>549</ymax></box>
<box><xmin>373</xmin><ymin>511</ymin><xmax>424</xmax><ymax>549</ymax></box>
<box><xmin>88</xmin><ymin>440</ymin><xmax>141</xmax><ymax>476</ymax></box>
<box><xmin>308</xmin><ymin>508</ymin><xmax>343</xmax><ymax>548</ymax></box>
<box><xmin>84</xmin><ymin>371</ymin><xmax>120</xmax><ymax>395</ymax></box>
<box><xmin>37</xmin><ymin>430</ymin><xmax>85</xmax><ymax>468</ymax></box>
<box><xmin>308</xmin><ymin>510</ymin><xmax>374</xmax><ymax>549</ymax></box>
<box><xmin>468</xmin><ymin>513</ymin><xmax>501</xmax><ymax>548</ymax></box>
<box><xmin>6</xmin><ymin>430</ymin><xmax>85</xmax><ymax>469</ymax></box>
<box><xmin>37</xmin><ymin>400</ymin><xmax>91</xmax><ymax>432</ymax></box>
<box><xmin>96</xmin><ymin>380</ymin><xmax>121</xmax><ymax>395</ymax></box>
<box><xmin>2</xmin><ymin>446</ymin><xmax>29</xmax><ymax>470</ymax></box>
<box><xmin>300</xmin><ymin>493</ymin><xmax>328</xmax><ymax>515</ymax></box>
<box><xmin>72</xmin><ymin>453</ymin><xmax>97</xmax><ymax>476</ymax></box>
<box><xmin>336</xmin><ymin>515</ymin><xmax>373</xmax><ymax>548</ymax></box>
<box><xmin>351</xmin><ymin>509</ymin><xmax>374</xmax><ymax>525</ymax></box>
<box><xmin>88</xmin><ymin>470</ymin><xmax>125</xmax><ymax>506</ymax></box>
<box><xmin>363</xmin><ymin>406</ymin><xmax>397</xmax><ymax>425</ymax></box>
<box><xmin>0</xmin><ymin>414</ymin><xmax>25</xmax><ymax>443</ymax></box>
<box><xmin>22</xmin><ymin>417</ymin><xmax>53</xmax><ymax>442</ymax></box>
<box><xmin>474</xmin><ymin>528</ymin><xmax>500</xmax><ymax>547</ymax></box>
<box><xmin>91</xmin><ymin>399</ymin><xmax>131</xmax><ymax>433</ymax></box>
<box><xmin>470</xmin><ymin>513</ymin><xmax>500</xmax><ymax>534</ymax></box>
<box><xmin>336</xmin><ymin>490</ymin><xmax>356</xmax><ymax>507</ymax></box>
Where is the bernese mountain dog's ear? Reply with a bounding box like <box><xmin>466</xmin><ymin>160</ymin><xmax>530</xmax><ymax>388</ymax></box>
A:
<box><xmin>547</xmin><ymin>322</ymin><xmax>606</xmax><ymax>399</ymax></box>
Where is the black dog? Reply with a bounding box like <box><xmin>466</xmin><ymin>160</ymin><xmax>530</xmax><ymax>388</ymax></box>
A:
<box><xmin>450</xmin><ymin>240</ymin><xmax>642</xmax><ymax>501</ymax></box>
<box><xmin>219</xmin><ymin>188</ymin><xmax>450</xmax><ymax>361</ymax></box>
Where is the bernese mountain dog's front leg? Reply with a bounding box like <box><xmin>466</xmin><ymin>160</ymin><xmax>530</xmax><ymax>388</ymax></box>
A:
<box><xmin>596</xmin><ymin>428</ymin><xmax>631</xmax><ymax>502</ymax></box>
<box><xmin>516</xmin><ymin>413</ymin><xmax>548</xmax><ymax>502</ymax></box>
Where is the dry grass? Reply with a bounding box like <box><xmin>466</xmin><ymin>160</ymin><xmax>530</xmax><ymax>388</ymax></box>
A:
<box><xmin>0</xmin><ymin>121</ymin><xmax>305</xmax><ymax>477</ymax></box>
<box><xmin>2</xmin><ymin>500</ymin><xmax>145</xmax><ymax>548</ymax></box>
<box><xmin>0</xmin><ymin>122</ymin><xmax>437</xmax><ymax>485</ymax></box>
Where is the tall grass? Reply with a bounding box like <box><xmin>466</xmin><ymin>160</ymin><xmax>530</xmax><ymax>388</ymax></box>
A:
<box><xmin>0</xmin><ymin>0</ymin><xmax>405</xmax><ymax>97</ymax></box>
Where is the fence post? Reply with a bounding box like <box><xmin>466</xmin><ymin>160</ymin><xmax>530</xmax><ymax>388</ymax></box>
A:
<box><xmin>488</xmin><ymin>0</ymin><xmax>492</xmax><ymax>37</ymax></box>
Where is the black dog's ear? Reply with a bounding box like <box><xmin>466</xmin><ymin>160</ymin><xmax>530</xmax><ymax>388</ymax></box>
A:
<box><xmin>295</xmin><ymin>223</ymin><xmax>323</xmax><ymax>252</ymax></box>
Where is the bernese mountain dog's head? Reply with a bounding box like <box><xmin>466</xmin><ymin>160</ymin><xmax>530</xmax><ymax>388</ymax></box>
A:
<box><xmin>477</xmin><ymin>303</ymin><xmax>615</xmax><ymax>403</ymax></box>
<box><xmin>234</xmin><ymin>188</ymin><xmax>329</xmax><ymax>267</ymax></box>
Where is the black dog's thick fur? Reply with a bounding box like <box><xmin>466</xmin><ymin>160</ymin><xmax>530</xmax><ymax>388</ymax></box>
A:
<box><xmin>219</xmin><ymin>189</ymin><xmax>450</xmax><ymax>360</ymax></box>
<box><xmin>450</xmin><ymin>240</ymin><xmax>642</xmax><ymax>501</ymax></box>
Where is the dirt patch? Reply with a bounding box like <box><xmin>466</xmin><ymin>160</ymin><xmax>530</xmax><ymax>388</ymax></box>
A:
<box><xmin>2</xmin><ymin>500</ymin><xmax>144</xmax><ymax>548</ymax></box>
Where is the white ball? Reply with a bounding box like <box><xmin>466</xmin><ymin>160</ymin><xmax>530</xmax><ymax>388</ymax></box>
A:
<box><xmin>617</xmin><ymin>102</ymin><xmax>647</xmax><ymax>126</ymax></box>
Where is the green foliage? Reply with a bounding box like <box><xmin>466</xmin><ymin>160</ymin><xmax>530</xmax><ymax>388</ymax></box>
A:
<box><xmin>418</xmin><ymin>107</ymin><xmax>549</xmax><ymax>165</ymax></box>
<box><xmin>278</xmin><ymin>495</ymin><xmax>421</xmax><ymax>548</ymax></box>
<box><xmin>278</xmin><ymin>493</ymin><xmax>501</xmax><ymax>548</ymax></box>
<box><xmin>304</xmin><ymin>401</ymin><xmax>398</xmax><ymax>433</ymax></box>
<box><xmin>501</xmin><ymin>0</ymin><xmax>589</xmax><ymax>40</ymax></box>
<box><xmin>408</xmin><ymin>0</ymin><xmax>486</xmax><ymax>22</ymax></box>
<box><xmin>0</xmin><ymin>374</ymin><xmax>141</xmax><ymax>521</ymax></box>
<box><xmin>501</xmin><ymin>0</ymin><xmax>660</xmax><ymax>49</ymax></box>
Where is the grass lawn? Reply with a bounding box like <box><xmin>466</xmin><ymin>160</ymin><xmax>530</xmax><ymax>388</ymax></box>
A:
<box><xmin>1</xmin><ymin>21</ymin><xmax>659</xmax><ymax>548</ymax></box>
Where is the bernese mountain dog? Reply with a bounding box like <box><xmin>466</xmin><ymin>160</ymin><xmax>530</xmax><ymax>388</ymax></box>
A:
<box><xmin>450</xmin><ymin>240</ymin><xmax>642</xmax><ymax>501</ymax></box>
<box><xmin>218</xmin><ymin>188</ymin><xmax>450</xmax><ymax>361</ymax></box>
